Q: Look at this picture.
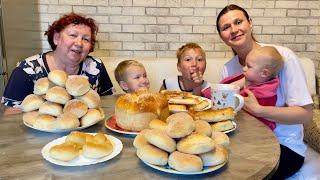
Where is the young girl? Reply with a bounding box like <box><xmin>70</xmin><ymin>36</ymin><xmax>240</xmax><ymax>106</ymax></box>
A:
<box><xmin>159</xmin><ymin>43</ymin><xmax>210</xmax><ymax>99</ymax></box>
<box><xmin>114</xmin><ymin>60</ymin><xmax>150</xmax><ymax>93</ymax></box>
<box><xmin>221</xmin><ymin>46</ymin><xmax>284</xmax><ymax>130</ymax></box>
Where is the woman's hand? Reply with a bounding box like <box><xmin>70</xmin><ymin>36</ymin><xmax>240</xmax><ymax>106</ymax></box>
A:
<box><xmin>242</xmin><ymin>89</ymin><xmax>262</xmax><ymax>115</ymax></box>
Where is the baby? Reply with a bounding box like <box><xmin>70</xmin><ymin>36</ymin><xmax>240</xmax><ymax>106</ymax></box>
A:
<box><xmin>160</xmin><ymin>42</ymin><xmax>211</xmax><ymax>99</ymax></box>
<box><xmin>221</xmin><ymin>46</ymin><xmax>284</xmax><ymax>130</ymax></box>
<box><xmin>114</xmin><ymin>60</ymin><xmax>150</xmax><ymax>93</ymax></box>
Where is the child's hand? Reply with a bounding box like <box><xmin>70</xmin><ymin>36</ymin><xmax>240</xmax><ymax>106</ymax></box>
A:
<box><xmin>190</xmin><ymin>67</ymin><xmax>203</xmax><ymax>86</ymax></box>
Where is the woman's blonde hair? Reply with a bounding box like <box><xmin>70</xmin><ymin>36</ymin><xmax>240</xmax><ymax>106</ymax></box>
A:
<box><xmin>114</xmin><ymin>60</ymin><xmax>145</xmax><ymax>82</ymax></box>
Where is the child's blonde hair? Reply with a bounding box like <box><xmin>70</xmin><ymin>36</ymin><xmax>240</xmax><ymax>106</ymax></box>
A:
<box><xmin>251</xmin><ymin>46</ymin><xmax>284</xmax><ymax>77</ymax></box>
<box><xmin>114</xmin><ymin>60</ymin><xmax>145</xmax><ymax>83</ymax></box>
<box><xmin>176</xmin><ymin>42</ymin><xmax>206</xmax><ymax>63</ymax></box>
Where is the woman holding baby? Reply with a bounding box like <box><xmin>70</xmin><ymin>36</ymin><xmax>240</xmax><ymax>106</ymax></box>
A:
<box><xmin>216</xmin><ymin>4</ymin><xmax>313</xmax><ymax>179</ymax></box>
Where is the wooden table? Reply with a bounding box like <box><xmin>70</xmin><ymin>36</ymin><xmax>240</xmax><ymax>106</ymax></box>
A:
<box><xmin>0</xmin><ymin>95</ymin><xmax>280</xmax><ymax>179</ymax></box>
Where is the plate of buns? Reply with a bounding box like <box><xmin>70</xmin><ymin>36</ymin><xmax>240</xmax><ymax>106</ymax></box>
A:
<box><xmin>21</xmin><ymin>70</ymin><xmax>105</xmax><ymax>133</ymax></box>
<box><xmin>41</xmin><ymin>131</ymin><xmax>123</xmax><ymax>166</ymax></box>
<box><xmin>134</xmin><ymin>112</ymin><xmax>230</xmax><ymax>174</ymax></box>
<box><xmin>105</xmin><ymin>115</ymin><xmax>139</xmax><ymax>135</ymax></box>
<box><xmin>160</xmin><ymin>90</ymin><xmax>212</xmax><ymax>113</ymax></box>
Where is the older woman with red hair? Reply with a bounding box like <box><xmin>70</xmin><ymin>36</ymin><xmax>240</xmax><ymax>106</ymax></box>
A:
<box><xmin>2</xmin><ymin>12</ymin><xmax>113</xmax><ymax>114</ymax></box>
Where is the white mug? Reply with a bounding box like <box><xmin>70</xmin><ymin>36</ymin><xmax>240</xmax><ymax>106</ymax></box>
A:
<box><xmin>211</xmin><ymin>83</ymin><xmax>244</xmax><ymax>112</ymax></box>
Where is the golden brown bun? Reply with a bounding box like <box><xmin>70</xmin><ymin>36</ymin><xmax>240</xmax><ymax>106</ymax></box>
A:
<box><xmin>49</xmin><ymin>142</ymin><xmax>80</xmax><ymax>161</ymax></box>
<box><xmin>77</xmin><ymin>89</ymin><xmax>101</xmax><ymax>108</ymax></box>
<box><xmin>211</xmin><ymin>131</ymin><xmax>230</xmax><ymax>147</ymax></box>
<box><xmin>165</xmin><ymin>112</ymin><xmax>195</xmax><ymax>138</ymax></box>
<box><xmin>193</xmin><ymin>107</ymin><xmax>235</xmax><ymax>122</ymax></box>
<box><xmin>115</xmin><ymin>89</ymin><xmax>169</xmax><ymax>131</ymax></box>
<box><xmin>65</xmin><ymin>75</ymin><xmax>90</xmax><ymax>96</ymax></box>
<box><xmin>82</xmin><ymin>135</ymin><xmax>113</xmax><ymax>159</ymax></box>
<box><xmin>54</xmin><ymin>113</ymin><xmax>80</xmax><ymax>130</ymax></box>
<box><xmin>144</xmin><ymin>129</ymin><xmax>176</xmax><ymax>153</ymax></box>
<box><xmin>80</xmin><ymin>108</ymin><xmax>105</xmax><ymax>127</ymax></box>
<box><xmin>48</xmin><ymin>70</ymin><xmax>68</xmax><ymax>87</ymax></box>
<box><xmin>211</xmin><ymin>120</ymin><xmax>234</xmax><ymax>132</ymax></box>
<box><xmin>168</xmin><ymin>151</ymin><xmax>203</xmax><ymax>172</ymax></box>
<box><xmin>177</xmin><ymin>132</ymin><xmax>215</xmax><ymax>154</ymax></box>
<box><xmin>133</xmin><ymin>129</ymin><xmax>151</xmax><ymax>149</ymax></box>
<box><xmin>33</xmin><ymin>77</ymin><xmax>50</xmax><ymax>95</ymax></box>
<box><xmin>21</xmin><ymin>94</ymin><xmax>44</xmax><ymax>112</ymax></box>
<box><xmin>199</xmin><ymin>145</ymin><xmax>228</xmax><ymax>166</ymax></box>
<box><xmin>168</xmin><ymin>104</ymin><xmax>187</xmax><ymax>112</ymax></box>
<box><xmin>45</xmin><ymin>86</ymin><xmax>71</xmax><ymax>104</ymax></box>
<box><xmin>136</xmin><ymin>144</ymin><xmax>168</xmax><ymax>166</ymax></box>
<box><xmin>194</xmin><ymin>120</ymin><xmax>212</xmax><ymax>137</ymax></box>
<box><xmin>33</xmin><ymin>114</ymin><xmax>56</xmax><ymax>130</ymax></box>
<box><xmin>63</xmin><ymin>99</ymin><xmax>88</xmax><ymax>118</ymax></box>
<box><xmin>160</xmin><ymin>90</ymin><xmax>193</xmax><ymax>99</ymax></box>
<box><xmin>190</xmin><ymin>100</ymin><xmax>210</xmax><ymax>111</ymax></box>
<box><xmin>38</xmin><ymin>101</ymin><xmax>63</xmax><ymax>117</ymax></box>
<box><xmin>22</xmin><ymin>111</ymin><xmax>39</xmax><ymax>126</ymax></box>
<box><xmin>65</xmin><ymin>131</ymin><xmax>88</xmax><ymax>145</ymax></box>
<box><xmin>148</xmin><ymin>119</ymin><xmax>167</xmax><ymax>131</ymax></box>
<box><xmin>168</xmin><ymin>96</ymin><xmax>200</xmax><ymax>105</ymax></box>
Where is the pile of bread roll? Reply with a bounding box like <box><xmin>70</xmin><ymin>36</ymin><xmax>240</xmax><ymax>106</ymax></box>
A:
<box><xmin>114</xmin><ymin>89</ymin><xmax>170</xmax><ymax>131</ymax></box>
<box><xmin>160</xmin><ymin>90</ymin><xmax>211</xmax><ymax>112</ymax></box>
<box><xmin>133</xmin><ymin>112</ymin><xmax>229</xmax><ymax>172</ymax></box>
<box><xmin>49</xmin><ymin>131</ymin><xmax>113</xmax><ymax>161</ymax></box>
<box><xmin>22</xmin><ymin>70</ymin><xmax>105</xmax><ymax>131</ymax></box>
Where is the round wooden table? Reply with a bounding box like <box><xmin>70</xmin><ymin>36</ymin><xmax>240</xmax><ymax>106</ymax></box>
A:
<box><xmin>0</xmin><ymin>95</ymin><xmax>280</xmax><ymax>179</ymax></box>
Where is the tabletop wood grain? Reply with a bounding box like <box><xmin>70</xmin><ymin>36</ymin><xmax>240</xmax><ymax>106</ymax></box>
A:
<box><xmin>0</xmin><ymin>95</ymin><xmax>280</xmax><ymax>179</ymax></box>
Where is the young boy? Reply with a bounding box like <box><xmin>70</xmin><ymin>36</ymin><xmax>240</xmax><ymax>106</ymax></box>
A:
<box><xmin>160</xmin><ymin>42</ymin><xmax>211</xmax><ymax>99</ymax></box>
<box><xmin>114</xmin><ymin>60</ymin><xmax>150</xmax><ymax>93</ymax></box>
<box><xmin>221</xmin><ymin>46</ymin><xmax>284</xmax><ymax>130</ymax></box>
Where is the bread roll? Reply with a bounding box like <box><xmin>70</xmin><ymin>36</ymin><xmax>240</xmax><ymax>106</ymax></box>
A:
<box><xmin>65</xmin><ymin>131</ymin><xmax>87</xmax><ymax>145</ymax></box>
<box><xmin>168</xmin><ymin>151</ymin><xmax>203</xmax><ymax>172</ymax></box>
<box><xmin>133</xmin><ymin>129</ymin><xmax>150</xmax><ymax>149</ymax></box>
<box><xmin>168</xmin><ymin>104</ymin><xmax>187</xmax><ymax>112</ymax></box>
<box><xmin>65</xmin><ymin>75</ymin><xmax>90</xmax><ymax>96</ymax></box>
<box><xmin>194</xmin><ymin>120</ymin><xmax>212</xmax><ymax>137</ymax></box>
<box><xmin>63</xmin><ymin>99</ymin><xmax>88</xmax><ymax>118</ymax></box>
<box><xmin>22</xmin><ymin>111</ymin><xmax>39</xmax><ymax>126</ymax></box>
<box><xmin>177</xmin><ymin>132</ymin><xmax>215</xmax><ymax>154</ymax></box>
<box><xmin>48</xmin><ymin>70</ymin><xmax>68</xmax><ymax>87</ymax></box>
<box><xmin>49</xmin><ymin>142</ymin><xmax>80</xmax><ymax>161</ymax></box>
<box><xmin>115</xmin><ymin>90</ymin><xmax>170</xmax><ymax>131</ymax></box>
<box><xmin>45</xmin><ymin>86</ymin><xmax>71</xmax><ymax>104</ymax></box>
<box><xmin>33</xmin><ymin>114</ymin><xmax>56</xmax><ymax>130</ymax></box>
<box><xmin>82</xmin><ymin>137</ymin><xmax>113</xmax><ymax>159</ymax></box>
<box><xmin>80</xmin><ymin>108</ymin><xmax>105</xmax><ymax>127</ymax></box>
<box><xmin>168</xmin><ymin>96</ymin><xmax>200</xmax><ymax>105</ymax></box>
<box><xmin>165</xmin><ymin>112</ymin><xmax>195</xmax><ymax>138</ymax></box>
<box><xmin>191</xmin><ymin>100</ymin><xmax>210</xmax><ymax>111</ymax></box>
<box><xmin>77</xmin><ymin>89</ymin><xmax>101</xmax><ymax>108</ymax></box>
<box><xmin>136</xmin><ymin>144</ymin><xmax>168</xmax><ymax>166</ymax></box>
<box><xmin>144</xmin><ymin>129</ymin><xmax>176</xmax><ymax>153</ymax></box>
<box><xmin>21</xmin><ymin>94</ymin><xmax>44</xmax><ymax>112</ymax></box>
<box><xmin>33</xmin><ymin>77</ymin><xmax>50</xmax><ymax>95</ymax></box>
<box><xmin>211</xmin><ymin>131</ymin><xmax>230</xmax><ymax>147</ymax></box>
<box><xmin>148</xmin><ymin>119</ymin><xmax>167</xmax><ymax>131</ymax></box>
<box><xmin>160</xmin><ymin>90</ymin><xmax>193</xmax><ymax>99</ymax></box>
<box><xmin>38</xmin><ymin>101</ymin><xmax>63</xmax><ymax>116</ymax></box>
<box><xmin>193</xmin><ymin>107</ymin><xmax>235</xmax><ymax>122</ymax></box>
<box><xmin>200</xmin><ymin>145</ymin><xmax>228</xmax><ymax>166</ymax></box>
<box><xmin>54</xmin><ymin>113</ymin><xmax>80</xmax><ymax>129</ymax></box>
<box><xmin>93</xmin><ymin>133</ymin><xmax>111</xmax><ymax>145</ymax></box>
<box><xmin>211</xmin><ymin>120</ymin><xmax>234</xmax><ymax>132</ymax></box>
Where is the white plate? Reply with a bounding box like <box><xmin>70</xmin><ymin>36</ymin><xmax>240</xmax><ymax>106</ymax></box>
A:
<box><xmin>222</xmin><ymin>121</ymin><xmax>237</xmax><ymax>134</ymax></box>
<box><xmin>169</xmin><ymin>96</ymin><xmax>212</xmax><ymax>113</ymax></box>
<box><xmin>24</xmin><ymin>119</ymin><xmax>101</xmax><ymax>133</ymax></box>
<box><xmin>105</xmin><ymin>116</ymin><xmax>139</xmax><ymax>135</ymax></box>
<box><xmin>41</xmin><ymin>133</ymin><xmax>123</xmax><ymax>166</ymax></box>
<box><xmin>143</xmin><ymin>160</ymin><xmax>227</xmax><ymax>175</ymax></box>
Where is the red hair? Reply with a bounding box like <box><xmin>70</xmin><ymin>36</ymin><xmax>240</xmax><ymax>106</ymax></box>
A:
<box><xmin>45</xmin><ymin>12</ymin><xmax>98</xmax><ymax>52</ymax></box>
